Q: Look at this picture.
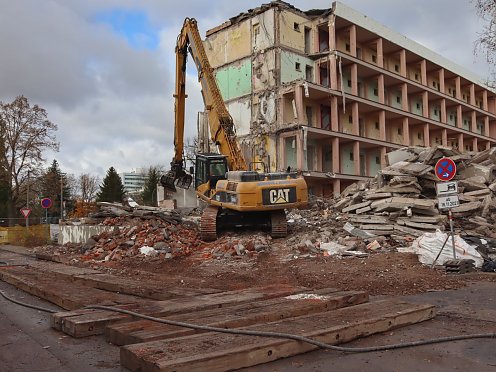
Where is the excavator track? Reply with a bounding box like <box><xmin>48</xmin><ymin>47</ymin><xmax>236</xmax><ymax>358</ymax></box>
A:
<box><xmin>270</xmin><ymin>210</ymin><xmax>287</xmax><ymax>238</ymax></box>
<box><xmin>200</xmin><ymin>206</ymin><xmax>219</xmax><ymax>241</ymax></box>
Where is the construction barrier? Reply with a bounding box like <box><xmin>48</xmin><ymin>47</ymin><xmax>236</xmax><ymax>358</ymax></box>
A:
<box><xmin>0</xmin><ymin>225</ymin><xmax>51</xmax><ymax>246</ymax></box>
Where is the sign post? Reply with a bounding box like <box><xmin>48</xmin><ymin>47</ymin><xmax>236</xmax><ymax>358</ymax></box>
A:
<box><xmin>41</xmin><ymin>198</ymin><xmax>53</xmax><ymax>224</ymax></box>
<box><xmin>433</xmin><ymin>158</ymin><xmax>458</xmax><ymax>264</ymax></box>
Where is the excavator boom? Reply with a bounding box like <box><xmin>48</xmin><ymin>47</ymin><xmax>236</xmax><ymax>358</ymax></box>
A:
<box><xmin>163</xmin><ymin>18</ymin><xmax>246</xmax><ymax>192</ymax></box>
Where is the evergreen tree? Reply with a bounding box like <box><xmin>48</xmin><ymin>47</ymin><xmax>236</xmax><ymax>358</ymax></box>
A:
<box><xmin>97</xmin><ymin>167</ymin><xmax>125</xmax><ymax>203</ymax></box>
<box><xmin>40</xmin><ymin>160</ymin><xmax>72</xmax><ymax>220</ymax></box>
<box><xmin>141</xmin><ymin>166</ymin><xmax>162</xmax><ymax>206</ymax></box>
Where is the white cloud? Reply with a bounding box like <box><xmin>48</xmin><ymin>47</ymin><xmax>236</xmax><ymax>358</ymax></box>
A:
<box><xmin>1</xmin><ymin>0</ymin><xmax>492</xmax><ymax>180</ymax></box>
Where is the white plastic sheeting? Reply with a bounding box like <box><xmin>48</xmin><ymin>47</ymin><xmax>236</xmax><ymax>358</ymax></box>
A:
<box><xmin>398</xmin><ymin>230</ymin><xmax>483</xmax><ymax>267</ymax></box>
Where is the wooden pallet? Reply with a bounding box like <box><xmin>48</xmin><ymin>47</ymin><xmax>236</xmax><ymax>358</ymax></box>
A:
<box><xmin>120</xmin><ymin>300</ymin><xmax>435</xmax><ymax>372</ymax></box>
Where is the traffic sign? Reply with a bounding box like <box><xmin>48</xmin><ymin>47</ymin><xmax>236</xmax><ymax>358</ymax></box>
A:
<box><xmin>438</xmin><ymin>195</ymin><xmax>460</xmax><ymax>210</ymax></box>
<box><xmin>41</xmin><ymin>197</ymin><xmax>53</xmax><ymax>209</ymax></box>
<box><xmin>435</xmin><ymin>158</ymin><xmax>457</xmax><ymax>181</ymax></box>
<box><xmin>20</xmin><ymin>208</ymin><xmax>32</xmax><ymax>219</ymax></box>
<box><xmin>436</xmin><ymin>181</ymin><xmax>458</xmax><ymax>196</ymax></box>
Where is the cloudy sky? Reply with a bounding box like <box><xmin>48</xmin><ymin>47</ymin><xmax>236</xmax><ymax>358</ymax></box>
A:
<box><xmin>0</xmin><ymin>0</ymin><xmax>491</xmax><ymax>178</ymax></box>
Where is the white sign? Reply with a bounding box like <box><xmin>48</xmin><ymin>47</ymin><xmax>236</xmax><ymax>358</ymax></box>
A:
<box><xmin>438</xmin><ymin>195</ymin><xmax>460</xmax><ymax>210</ymax></box>
<box><xmin>436</xmin><ymin>181</ymin><xmax>458</xmax><ymax>196</ymax></box>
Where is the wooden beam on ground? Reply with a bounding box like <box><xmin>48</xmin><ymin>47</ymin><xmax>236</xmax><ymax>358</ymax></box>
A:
<box><xmin>120</xmin><ymin>300</ymin><xmax>435</xmax><ymax>372</ymax></box>
<box><xmin>28</xmin><ymin>261</ymin><xmax>221</xmax><ymax>300</ymax></box>
<box><xmin>0</xmin><ymin>266</ymin><xmax>139</xmax><ymax>310</ymax></box>
<box><xmin>106</xmin><ymin>289</ymin><xmax>368</xmax><ymax>345</ymax></box>
<box><xmin>53</xmin><ymin>284</ymin><xmax>308</xmax><ymax>337</ymax></box>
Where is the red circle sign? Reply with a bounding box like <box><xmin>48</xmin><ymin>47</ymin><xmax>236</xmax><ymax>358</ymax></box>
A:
<box><xmin>41</xmin><ymin>198</ymin><xmax>53</xmax><ymax>209</ymax></box>
<box><xmin>435</xmin><ymin>158</ymin><xmax>457</xmax><ymax>181</ymax></box>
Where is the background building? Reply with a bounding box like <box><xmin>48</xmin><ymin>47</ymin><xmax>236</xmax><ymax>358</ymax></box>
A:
<box><xmin>120</xmin><ymin>170</ymin><xmax>146</xmax><ymax>194</ymax></box>
<box><xmin>202</xmin><ymin>0</ymin><xmax>496</xmax><ymax>197</ymax></box>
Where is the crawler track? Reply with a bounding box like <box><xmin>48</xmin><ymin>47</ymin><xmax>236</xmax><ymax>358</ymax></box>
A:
<box><xmin>200</xmin><ymin>206</ymin><xmax>219</xmax><ymax>241</ymax></box>
<box><xmin>270</xmin><ymin>210</ymin><xmax>288</xmax><ymax>238</ymax></box>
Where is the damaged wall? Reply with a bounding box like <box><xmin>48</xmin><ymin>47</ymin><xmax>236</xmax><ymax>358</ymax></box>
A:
<box><xmin>252</xmin><ymin>8</ymin><xmax>276</xmax><ymax>51</ymax></box>
<box><xmin>215</xmin><ymin>58</ymin><xmax>252</xmax><ymax>101</ymax></box>
<box><xmin>226</xmin><ymin>98</ymin><xmax>251</xmax><ymax>136</ymax></box>
<box><xmin>280</xmin><ymin>51</ymin><xmax>314</xmax><ymax>84</ymax></box>
<box><xmin>204</xmin><ymin>20</ymin><xmax>251</xmax><ymax>68</ymax></box>
<box><xmin>253</xmin><ymin>49</ymin><xmax>277</xmax><ymax>91</ymax></box>
<box><xmin>278</xmin><ymin>10</ymin><xmax>308</xmax><ymax>52</ymax></box>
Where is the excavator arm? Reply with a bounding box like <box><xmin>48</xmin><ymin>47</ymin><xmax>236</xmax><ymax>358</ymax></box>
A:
<box><xmin>163</xmin><ymin>18</ymin><xmax>247</xmax><ymax>192</ymax></box>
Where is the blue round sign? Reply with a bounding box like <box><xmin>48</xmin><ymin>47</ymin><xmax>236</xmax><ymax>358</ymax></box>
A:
<box><xmin>435</xmin><ymin>158</ymin><xmax>456</xmax><ymax>181</ymax></box>
<box><xmin>41</xmin><ymin>197</ymin><xmax>53</xmax><ymax>209</ymax></box>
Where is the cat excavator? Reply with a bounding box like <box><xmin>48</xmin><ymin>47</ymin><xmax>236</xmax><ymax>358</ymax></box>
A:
<box><xmin>161</xmin><ymin>18</ymin><xmax>307</xmax><ymax>241</ymax></box>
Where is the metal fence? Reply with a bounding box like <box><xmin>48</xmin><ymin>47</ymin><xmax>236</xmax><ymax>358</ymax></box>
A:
<box><xmin>0</xmin><ymin>217</ymin><xmax>60</xmax><ymax>227</ymax></box>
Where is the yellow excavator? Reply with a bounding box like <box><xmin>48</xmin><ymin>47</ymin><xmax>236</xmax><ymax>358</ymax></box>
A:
<box><xmin>161</xmin><ymin>18</ymin><xmax>308</xmax><ymax>241</ymax></box>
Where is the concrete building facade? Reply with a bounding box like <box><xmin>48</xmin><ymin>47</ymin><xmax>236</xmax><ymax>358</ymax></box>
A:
<box><xmin>120</xmin><ymin>170</ymin><xmax>146</xmax><ymax>194</ymax></box>
<box><xmin>203</xmin><ymin>1</ymin><xmax>496</xmax><ymax>196</ymax></box>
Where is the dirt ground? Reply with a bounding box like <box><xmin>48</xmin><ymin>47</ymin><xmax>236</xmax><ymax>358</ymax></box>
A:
<box><xmin>46</xmin><ymin>235</ymin><xmax>494</xmax><ymax>297</ymax></box>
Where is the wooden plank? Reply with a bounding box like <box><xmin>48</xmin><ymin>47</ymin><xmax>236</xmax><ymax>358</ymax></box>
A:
<box><xmin>57</xmin><ymin>284</ymin><xmax>307</xmax><ymax>337</ymax></box>
<box><xmin>106</xmin><ymin>289</ymin><xmax>368</xmax><ymax>346</ymax></box>
<box><xmin>28</xmin><ymin>261</ymin><xmax>221</xmax><ymax>300</ymax></box>
<box><xmin>120</xmin><ymin>300</ymin><xmax>435</xmax><ymax>372</ymax></box>
<box><xmin>0</xmin><ymin>266</ymin><xmax>139</xmax><ymax>310</ymax></box>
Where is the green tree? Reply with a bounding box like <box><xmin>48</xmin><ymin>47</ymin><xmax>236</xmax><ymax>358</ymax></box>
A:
<box><xmin>0</xmin><ymin>96</ymin><xmax>58</xmax><ymax>225</ymax></box>
<box><xmin>40</xmin><ymin>160</ymin><xmax>72</xmax><ymax>220</ymax></box>
<box><xmin>141</xmin><ymin>166</ymin><xmax>162</xmax><ymax>206</ymax></box>
<box><xmin>96</xmin><ymin>167</ymin><xmax>125</xmax><ymax>203</ymax></box>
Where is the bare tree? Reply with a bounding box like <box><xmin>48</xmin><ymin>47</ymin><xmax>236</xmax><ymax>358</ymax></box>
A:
<box><xmin>474</xmin><ymin>0</ymin><xmax>496</xmax><ymax>85</ymax></box>
<box><xmin>77</xmin><ymin>173</ymin><xmax>100</xmax><ymax>203</ymax></box>
<box><xmin>0</xmin><ymin>96</ymin><xmax>59</xmax><ymax>224</ymax></box>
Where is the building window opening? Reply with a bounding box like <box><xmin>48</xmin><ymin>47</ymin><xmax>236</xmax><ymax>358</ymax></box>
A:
<box><xmin>319</xmin><ymin>29</ymin><xmax>329</xmax><ymax>52</ymax></box>
<box><xmin>372</xmin><ymin>54</ymin><xmax>377</xmax><ymax>63</ymax></box>
<box><xmin>394</xmin><ymin>64</ymin><xmax>399</xmax><ymax>72</ymax></box>
<box><xmin>295</xmin><ymin>62</ymin><xmax>301</xmax><ymax>71</ymax></box>
<box><xmin>345</xmin><ymin>43</ymin><xmax>350</xmax><ymax>52</ymax></box>
<box><xmin>294</xmin><ymin>22</ymin><xmax>300</xmax><ymax>31</ymax></box>
<box><xmin>375</xmin><ymin>122</ymin><xmax>379</xmax><ymax>130</ymax></box>
<box><xmin>320</xmin><ymin>66</ymin><xmax>329</xmax><ymax>87</ymax></box>
<box><xmin>321</xmin><ymin>105</ymin><xmax>331</xmax><ymax>130</ymax></box>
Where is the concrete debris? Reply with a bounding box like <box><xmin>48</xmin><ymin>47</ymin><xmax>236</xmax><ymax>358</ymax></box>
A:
<box><xmin>329</xmin><ymin>146</ymin><xmax>496</xmax><ymax>241</ymax></box>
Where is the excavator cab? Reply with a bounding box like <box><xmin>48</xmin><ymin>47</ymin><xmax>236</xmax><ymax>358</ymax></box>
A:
<box><xmin>194</xmin><ymin>153</ymin><xmax>228</xmax><ymax>189</ymax></box>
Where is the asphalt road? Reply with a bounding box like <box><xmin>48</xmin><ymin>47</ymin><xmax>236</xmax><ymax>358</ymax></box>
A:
<box><xmin>1</xmin><ymin>244</ymin><xmax>496</xmax><ymax>372</ymax></box>
<box><xmin>0</xmin><ymin>280</ymin><xmax>124</xmax><ymax>372</ymax></box>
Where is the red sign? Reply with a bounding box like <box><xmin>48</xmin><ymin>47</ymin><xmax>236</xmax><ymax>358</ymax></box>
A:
<box><xmin>41</xmin><ymin>198</ymin><xmax>53</xmax><ymax>209</ymax></box>
<box><xmin>435</xmin><ymin>158</ymin><xmax>457</xmax><ymax>181</ymax></box>
<box><xmin>20</xmin><ymin>208</ymin><xmax>32</xmax><ymax>219</ymax></box>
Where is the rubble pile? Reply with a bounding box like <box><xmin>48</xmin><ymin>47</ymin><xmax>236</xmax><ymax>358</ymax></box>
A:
<box><xmin>332</xmin><ymin>146</ymin><xmax>496</xmax><ymax>239</ymax></box>
<box><xmin>79</xmin><ymin>215</ymin><xmax>202</xmax><ymax>261</ymax></box>
<box><xmin>64</xmin><ymin>202</ymin><xmax>201</xmax><ymax>261</ymax></box>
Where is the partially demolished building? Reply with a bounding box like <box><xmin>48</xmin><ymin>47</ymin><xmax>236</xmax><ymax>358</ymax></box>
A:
<box><xmin>203</xmin><ymin>1</ymin><xmax>496</xmax><ymax>196</ymax></box>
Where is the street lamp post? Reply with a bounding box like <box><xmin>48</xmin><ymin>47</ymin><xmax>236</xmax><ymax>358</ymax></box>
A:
<box><xmin>60</xmin><ymin>173</ymin><xmax>66</xmax><ymax>221</ymax></box>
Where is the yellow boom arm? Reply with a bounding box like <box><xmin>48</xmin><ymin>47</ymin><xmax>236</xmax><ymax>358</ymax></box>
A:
<box><xmin>172</xmin><ymin>18</ymin><xmax>247</xmax><ymax>172</ymax></box>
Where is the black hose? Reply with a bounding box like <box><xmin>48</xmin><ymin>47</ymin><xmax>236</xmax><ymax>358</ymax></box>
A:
<box><xmin>86</xmin><ymin>304</ymin><xmax>496</xmax><ymax>353</ymax></box>
<box><xmin>0</xmin><ymin>289</ymin><xmax>58</xmax><ymax>313</ymax></box>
